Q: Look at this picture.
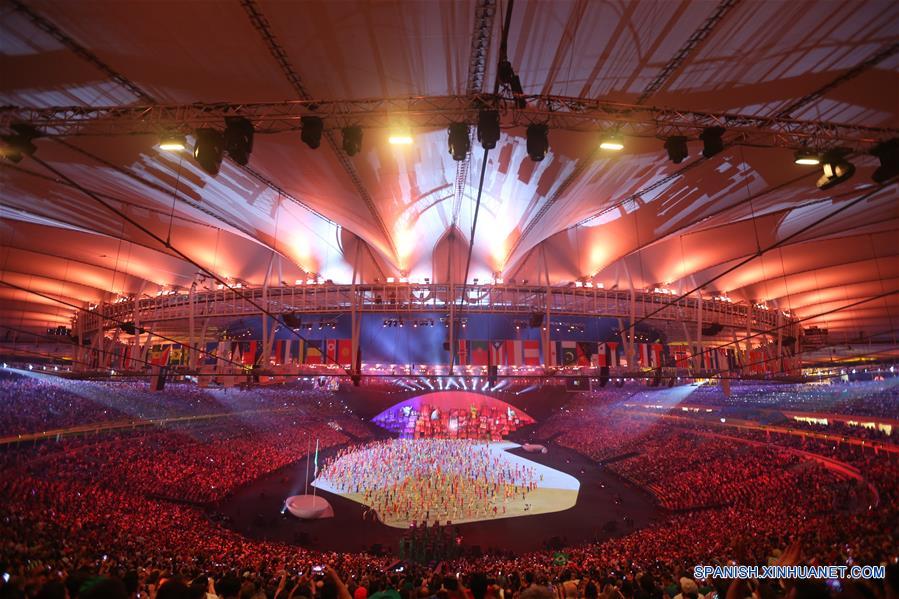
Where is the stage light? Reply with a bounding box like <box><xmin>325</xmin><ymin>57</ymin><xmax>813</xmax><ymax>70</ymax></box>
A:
<box><xmin>193</xmin><ymin>128</ymin><xmax>225</xmax><ymax>175</ymax></box>
<box><xmin>447</xmin><ymin>123</ymin><xmax>470</xmax><ymax>161</ymax></box>
<box><xmin>699</xmin><ymin>127</ymin><xmax>725</xmax><ymax>158</ymax></box>
<box><xmin>0</xmin><ymin>124</ymin><xmax>39</xmax><ymax>163</ymax></box>
<box><xmin>664</xmin><ymin>136</ymin><xmax>688</xmax><ymax>163</ymax></box>
<box><xmin>301</xmin><ymin>116</ymin><xmax>324</xmax><ymax>149</ymax></box>
<box><xmin>477</xmin><ymin>109</ymin><xmax>500</xmax><ymax>149</ymax></box>
<box><xmin>224</xmin><ymin>117</ymin><xmax>254</xmax><ymax>165</ymax></box>
<box><xmin>526</xmin><ymin>124</ymin><xmax>549</xmax><ymax>161</ymax></box>
<box><xmin>816</xmin><ymin>150</ymin><xmax>855</xmax><ymax>190</ymax></box>
<box><xmin>342</xmin><ymin>126</ymin><xmax>363</xmax><ymax>156</ymax></box>
<box><xmin>599</xmin><ymin>133</ymin><xmax>624</xmax><ymax>151</ymax></box>
<box><xmin>388</xmin><ymin>131</ymin><xmax>413</xmax><ymax>145</ymax></box>
<box><xmin>793</xmin><ymin>149</ymin><xmax>820</xmax><ymax>165</ymax></box>
<box><xmin>159</xmin><ymin>133</ymin><xmax>186</xmax><ymax>152</ymax></box>
<box><xmin>871</xmin><ymin>138</ymin><xmax>899</xmax><ymax>183</ymax></box>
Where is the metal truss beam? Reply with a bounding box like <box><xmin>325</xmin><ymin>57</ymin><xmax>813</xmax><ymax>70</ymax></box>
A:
<box><xmin>4</xmin><ymin>94</ymin><xmax>894</xmax><ymax>151</ymax></box>
<box><xmin>636</xmin><ymin>0</ymin><xmax>741</xmax><ymax>105</ymax></box>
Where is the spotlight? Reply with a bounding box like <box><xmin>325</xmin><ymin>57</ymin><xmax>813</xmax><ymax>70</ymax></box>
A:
<box><xmin>388</xmin><ymin>130</ymin><xmax>413</xmax><ymax>145</ymax></box>
<box><xmin>448</xmin><ymin>123</ymin><xmax>470</xmax><ymax>161</ymax></box>
<box><xmin>224</xmin><ymin>117</ymin><xmax>254</xmax><ymax>165</ymax></box>
<box><xmin>0</xmin><ymin>124</ymin><xmax>40</xmax><ymax>163</ymax></box>
<box><xmin>793</xmin><ymin>149</ymin><xmax>820</xmax><ymax>166</ymax></box>
<box><xmin>193</xmin><ymin>128</ymin><xmax>225</xmax><ymax>175</ymax></box>
<box><xmin>599</xmin><ymin>133</ymin><xmax>624</xmax><ymax>151</ymax></box>
<box><xmin>159</xmin><ymin>133</ymin><xmax>187</xmax><ymax>152</ymax></box>
<box><xmin>816</xmin><ymin>149</ymin><xmax>855</xmax><ymax>190</ymax></box>
<box><xmin>664</xmin><ymin>136</ymin><xmax>688</xmax><ymax>163</ymax></box>
<box><xmin>699</xmin><ymin>126</ymin><xmax>725</xmax><ymax>158</ymax></box>
<box><xmin>871</xmin><ymin>138</ymin><xmax>899</xmax><ymax>184</ymax></box>
<box><xmin>301</xmin><ymin>116</ymin><xmax>324</xmax><ymax>149</ymax></box>
<box><xmin>342</xmin><ymin>126</ymin><xmax>363</xmax><ymax>156</ymax></box>
<box><xmin>526</xmin><ymin>124</ymin><xmax>549</xmax><ymax>161</ymax></box>
<box><xmin>477</xmin><ymin>109</ymin><xmax>500</xmax><ymax>149</ymax></box>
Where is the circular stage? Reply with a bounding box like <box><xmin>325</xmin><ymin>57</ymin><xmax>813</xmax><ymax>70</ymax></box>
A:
<box><xmin>284</xmin><ymin>494</ymin><xmax>334</xmax><ymax>519</ymax></box>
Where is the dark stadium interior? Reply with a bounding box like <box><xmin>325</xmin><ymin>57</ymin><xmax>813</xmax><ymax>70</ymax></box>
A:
<box><xmin>1</xmin><ymin>2</ymin><xmax>898</xmax><ymax>599</ymax></box>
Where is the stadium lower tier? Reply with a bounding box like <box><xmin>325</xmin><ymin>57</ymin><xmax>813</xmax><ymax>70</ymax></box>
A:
<box><xmin>0</xmin><ymin>372</ymin><xmax>896</xmax><ymax>597</ymax></box>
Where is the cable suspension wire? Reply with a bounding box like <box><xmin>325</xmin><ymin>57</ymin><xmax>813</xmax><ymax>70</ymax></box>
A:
<box><xmin>627</xmin><ymin>178</ymin><xmax>898</xmax><ymax>331</ymax></box>
<box><xmin>239</xmin><ymin>0</ymin><xmax>398</xmax><ymax>263</ymax></box>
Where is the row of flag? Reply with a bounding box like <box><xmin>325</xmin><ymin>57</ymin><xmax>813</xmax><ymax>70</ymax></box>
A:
<box><xmin>672</xmin><ymin>346</ymin><xmax>802</xmax><ymax>375</ymax></box>
<box><xmin>91</xmin><ymin>338</ymin><xmax>799</xmax><ymax>375</ymax></box>
<box><xmin>457</xmin><ymin>340</ymin><xmax>665</xmax><ymax>368</ymax></box>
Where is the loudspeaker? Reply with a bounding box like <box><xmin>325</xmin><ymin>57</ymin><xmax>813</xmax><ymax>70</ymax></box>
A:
<box><xmin>282</xmin><ymin>312</ymin><xmax>303</xmax><ymax>328</ymax></box>
<box><xmin>529</xmin><ymin>313</ymin><xmax>544</xmax><ymax>328</ymax></box>
<box><xmin>702</xmin><ymin>323</ymin><xmax>724</xmax><ymax>336</ymax></box>
<box><xmin>599</xmin><ymin>366</ymin><xmax>610</xmax><ymax>387</ymax></box>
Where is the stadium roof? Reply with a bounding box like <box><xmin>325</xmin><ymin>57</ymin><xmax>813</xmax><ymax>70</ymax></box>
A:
<box><xmin>1</xmin><ymin>0</ymin><xmax>898</xmax><ymax>339</ymax></box>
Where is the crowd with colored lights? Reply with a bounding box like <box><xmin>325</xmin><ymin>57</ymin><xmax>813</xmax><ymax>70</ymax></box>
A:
<box><xmin>0</xmin><ymin>372</ymin><xmax>897</xmax><ymax>599</ymax></box>
<box><xmin>318</xmin><ymin>438</ymin><xmax>540</xmax><ymax>525</ymax></box>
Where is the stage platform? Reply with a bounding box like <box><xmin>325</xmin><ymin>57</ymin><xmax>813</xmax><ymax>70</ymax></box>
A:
<box><xmin>312</xmin><ymin>440</ymin><xmax>580</xmax><ymax>528</ymax></box>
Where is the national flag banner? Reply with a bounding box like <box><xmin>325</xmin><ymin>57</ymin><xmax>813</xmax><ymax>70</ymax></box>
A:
<box><xmin>159</xmin><ymin>345</ymin><xmax>171</xmax><ymax>367</ymax></box>
<box><xmin>523</xmin><ymin>340</ymin><xmax>540</xmax><ymax>365</ymax></box>
<box><xmin>577</xmin><ymin>342</ymin><xmax>597</xmax><ymax>366</ymax></box>
<box><xmin>650</xmin><ymin>343</ymin><xmax>663</xmax><ymax>368</ymax></box>
<box><xmin>121</xmin><ymin>345</ymin><xmax>132</xmax><ymax>369</ymax></box>
<box><xmin>297</xmin><ymin>339</ymin><xmax>305</xmax><ymax>364</ymax></box>
<box><xmin>326</xmin><ymin>339</ymin><xmax>338</xmax><ymax>363</ymax></box>
<box><xmin>218</xmin><ymin>341</ymin><xmax>231</xmax><ymax>365</ymax></box>
<box><xmin>674</xmin><ymin>349</ymin><xmax>690</xmax><ymax>369</ymax></box>
<box><xmin>607</xmin><ymin>342</ymin><xmax>620</xmax><ymax>367</ymax></box>
<box><xmin>273</xmin><ymin>340</ymin><xmax>284</xmax><ymax>365</ymax></box>
<box><xmin>489</xmin><ymin>340</ymin><xmax>506</xmax><ymax>366</ymax></box>
<box><xmin>547</xmin><ymin>340</ymin><xmax>558</xmax><ymax>366</ymax></box>
<box><xmin>560</xmin><ymin>341</ymin><xmax>578</xmax><ymax>366</ymax></box>
<box><xmin>305</xmin><ymin>340</ymin><xmax>323</xmax><ymax>364</ymax></box>
<box><xmin>149</xmin><ymin>344</ymin><xmax>164</xmax><ymax>366</ymax></box>
<box><xmin>169</xmin><ymin>344</ymin><xmax>184</xmax><ymax>366</ymax></box>
<box><xmin>457</xmin><ymin>340</ymin><xmax>470</xmax><ymax>365</ymax></box>
<box><xmin>470</xmin><ymin>340</ymin><xmax>489</xmax><ymax>366</ymax></box>
<box><xmin>719</xmin><ymin>347</ymin><xmax>729</xmax><ymax>372</ymax></box>
<box><xmin>110</xmin><ymin>344</ymin><xmax>122</xmax><ymax>368</ymax></box>
<box><xmin>703</xmin><ymin>348</ymin><xmax>713</xmax><ymax>370</ymax></box>
<box><xmin>204</xmin><ymin>342</ymin><xmax>218</xmax><ymax>365</ymax></box>
<box><xmin>241</xmin><ymin>341</ymin><xmax>257</xmax><ymax>366</ymax></box>
<box><xmin>596</xmin><ymin>342</ymin><xmax>608</xmax><ymax>367</ymax></box>
<box><xmin>338</xmin><ymin>339</ymin><xmax>353</xmax><ymax>365</ymax></box>
<box><xmin>639</xmin><ymin>343</ymin><xmax>650</xmax><ymax>367</ymax></box>
<box><xmin>507</xmin><ymin>340</ymin><xmax>524</xmax><ymax>366</ymax></box>
<box><xmin>726</xmin><ymin>348</ymin><xmax>736</xmax><ymax>371</ymax></box>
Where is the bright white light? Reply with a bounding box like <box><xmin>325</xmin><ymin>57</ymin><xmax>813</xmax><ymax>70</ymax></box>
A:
<box><xmin>599</xmin><ymin>136</ymin><xmax>624</xmax><ymax>151</ymax></box>
<box><xmin>159</xmin><ymin>134</ymin><xmax>186</xmax><ymax>151</ymax></box>
<box><xmin>388</xmin><ymin>134</ymin><xmax>413</xmax><ymax>145</ymax></box>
